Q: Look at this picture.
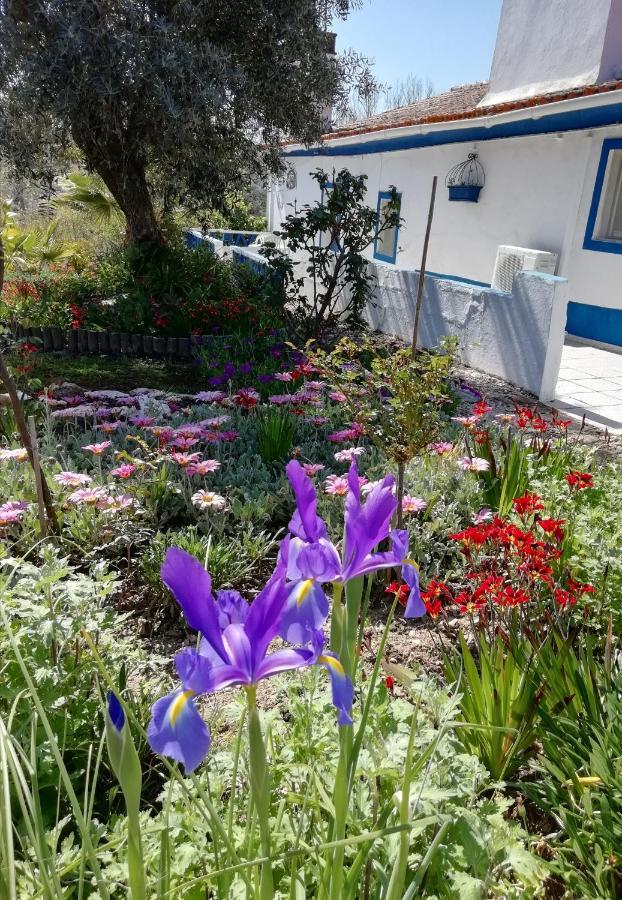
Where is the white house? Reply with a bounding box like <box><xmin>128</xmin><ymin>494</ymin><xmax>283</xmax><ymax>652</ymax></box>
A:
<box><xmin>266</xmin><ymin>0</ymin><xmax>622</xmax><ymax>400</ymax></box>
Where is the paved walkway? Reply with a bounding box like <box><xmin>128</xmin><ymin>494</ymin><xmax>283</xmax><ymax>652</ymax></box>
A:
<box><xmin>555</xmin><ymin>338</ymin><xmax>622</xmax><ymax>433</ymax></box>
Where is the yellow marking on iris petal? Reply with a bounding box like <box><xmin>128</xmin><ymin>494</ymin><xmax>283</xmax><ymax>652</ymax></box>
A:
<box><xmin>319</xmin><ymin>654</ymin><xmax>345</xmax><ymax>675</ymax></box>
<box><xmin>403</xmin><ymin>558</ymin><xmax>419</xmax><ymax>569</ymax></box>
<box><xmin>169</xmin><ymin>690</ymin><xmax>196</xmax><ymax>726</ymax></box>
<box><xmin>297</xmin><ymin>579</ymin><xmax>314</xmax><ymax>605</ymax></box>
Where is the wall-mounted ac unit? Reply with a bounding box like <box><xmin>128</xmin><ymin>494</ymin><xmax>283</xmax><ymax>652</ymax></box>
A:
<box><xmin>491</xmin><ymin>245</ymin><xmax>558</xmax><ymax>292</ymax></box>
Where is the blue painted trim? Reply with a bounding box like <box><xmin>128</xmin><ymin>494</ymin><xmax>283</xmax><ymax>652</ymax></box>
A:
<box><xmin>374</xmin><ymin>191</ymin><xmax>401</xmax><ymax>264</ymax></box>
<box><xmin>583</xmin><ymin>138</ymin><xmax>622</xmax><ymax>253</ymax></box>
<box><xmin>283</xmin><ymin>99</ymin><xmax>622</xmax><ymax>158</ymax></box>
<box><xmin>567</xmin><ymin>300</ymin><xmax>622</xmax><ymax>346</ymax></box>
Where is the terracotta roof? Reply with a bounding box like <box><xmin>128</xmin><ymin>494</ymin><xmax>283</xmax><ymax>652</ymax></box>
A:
<box><xmin>333</xmin><ymin>81</ymin><xmax>488</xmax><ymax>134</ymax></box>
<box><xmin>313</xmin><ymin>78</ymin><xmax>622</xmax><ymax>143</ymax></box>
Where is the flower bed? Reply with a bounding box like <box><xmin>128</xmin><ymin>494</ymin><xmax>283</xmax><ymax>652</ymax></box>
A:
<box><xmin>1</xmin><ymin>340</ymin><xmax>621</xmax><ymax>897</ymax></box>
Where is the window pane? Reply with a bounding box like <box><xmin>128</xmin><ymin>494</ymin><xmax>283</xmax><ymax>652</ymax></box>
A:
<box><xmin>611</xmin><ymin>173</ymin><xmax>622</xmax><ymax>238</ymax></box>
<box><xmin>376</xmin><ymin>197</ymin><xmax>399</xmax><ymax>259</ymax></box>
<box><xmin>604</xmin><ymin>151</ymin><xmax>622</xmax><ymax>240</ymax></box>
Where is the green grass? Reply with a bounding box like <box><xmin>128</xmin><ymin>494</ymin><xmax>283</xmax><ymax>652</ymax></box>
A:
<box><xmin>21</xmin><ymin>353</ymin><xmax>201</xmax><ymax>392</ymax></box>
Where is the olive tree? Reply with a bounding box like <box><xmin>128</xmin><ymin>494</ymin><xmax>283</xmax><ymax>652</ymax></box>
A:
<box><xmin>0</xmin><ymin>1</ymin><xmax>369</xmax><ymax>243</ymax></box>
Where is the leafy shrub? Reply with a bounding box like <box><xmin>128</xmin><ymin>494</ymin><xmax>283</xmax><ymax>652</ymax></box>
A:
<box><xmin>1</xmin><ymin>232</ymin><xmax>284</xmax><ymax>336</ymax></box>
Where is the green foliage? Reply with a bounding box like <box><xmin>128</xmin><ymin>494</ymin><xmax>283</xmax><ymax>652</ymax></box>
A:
<box><xmin>203</xmin><ymin>193</ymin><xmax>267</xmax><ymax>232</ymax></box>
<box><xmin>445</xmin><ymin>633</ymin><xmax>543</xmax><ymax>781</ymax></box>
<box><xmin>53</xmin><ymin>172</ymin><xmax>123</xmax><ymax>224</ymax></box>
<box><xmin>257</xmin><ymin>407</ymin><xmax>296</xmax><ymax>466</ymax></box>
<box><xmin>268</xmin><ymin>168</ymin><xmax>402</xmax><ymax>336</ymax></box>
<box><xmin>0</xmin><ymin>3</ymin><xmax>368</xmax><ymax>243</ymax></box>
<box><xmin>1</xmin><ymin>236</ymin><xmax>282</xmax><ymax>336</ymax></box>
<box><xmin>525</xmin><ymin>638</ymin><xmax>622</xmax><ymax>898</ymax></box>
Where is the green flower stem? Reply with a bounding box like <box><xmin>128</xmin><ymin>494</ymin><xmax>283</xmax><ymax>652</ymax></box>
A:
<box><xmin>342</xmin><ymin>576</ymin><xmax>364</xmax><ymax>681</ymax></box>
<box><xmin>385</xmin><ymin>706</ymin><xmax>418</xmax><ymax>900</ymax></box>
<box><xmin>246</xmin><ymin>686</ymin><xmax>273</xmax><ymax>900</ymax></box>
<box><xmin>327</xmin><ymin>724</ymin><xmax>351</xmax><ymax>900</ymax></box>
<box><xmin>330</xmin><ymin>582</ymin><xmax>344</xmax><ymax>655</ymax></box>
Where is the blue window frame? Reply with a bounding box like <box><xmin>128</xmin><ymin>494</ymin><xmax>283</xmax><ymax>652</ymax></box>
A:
<box><xmin>374</xmin><ymin>191</ymin><xmax>401</xmax><ymax>264</ymax></box>
<box><xmin>584</xmin><ymin>138</ymin><xmax>622</xmax><ymax>254</ymax></box>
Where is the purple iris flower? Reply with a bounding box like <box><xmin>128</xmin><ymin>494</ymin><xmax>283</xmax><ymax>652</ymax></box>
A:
<box><xmin>279</xmin><ymin>460</ymin><xmax>415</xmax><ymax>643</ymax></box>
<box><xmin>147</xmin><ymin>548</ymin><xmax>353</xmax><ymax>772</ymax></box>
<box><xmin>402</xmin><ymin>560</ymin><xmax>425</xmax><ymax>618</ymax></box>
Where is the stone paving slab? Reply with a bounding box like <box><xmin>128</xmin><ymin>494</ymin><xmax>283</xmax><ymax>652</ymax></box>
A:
<box><xmin>554</xmin><ymin>338</ymin><xmax>622</xmax><ymax>434</ymax></box>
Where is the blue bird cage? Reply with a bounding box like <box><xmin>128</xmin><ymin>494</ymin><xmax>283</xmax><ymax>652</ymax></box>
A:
<box><xmin>445</xmin><ymin>153</ymin><xmax>485</xmax><ymax>202</ymax></box>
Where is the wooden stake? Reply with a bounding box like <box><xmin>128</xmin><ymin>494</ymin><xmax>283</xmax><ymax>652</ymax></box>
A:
<box><xmin>0</xmin><ymin>351</ymin><xmax>58</xmax><ymax>530</ymax></box>
<box><xmin>28</xmin><ymin>415</ymin><xmax>47</xmax><ymax>537</ymax></box>
<box><xmin>410</xmin><ymin>175</ymin><xmax>438</xmax><ymax>358</ymax></box>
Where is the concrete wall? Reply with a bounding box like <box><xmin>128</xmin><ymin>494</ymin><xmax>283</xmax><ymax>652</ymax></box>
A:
<box><xmin>482</xmin><ymin>0</ymin><xmax>622</xmax><ymax>107</ymax></box>
<box><xmin>364</xmin><ymin>266</ymin><xmax>569</xmax><ymax>400</ymax></box>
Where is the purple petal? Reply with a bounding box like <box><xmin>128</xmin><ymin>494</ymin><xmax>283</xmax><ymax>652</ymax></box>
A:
<box><xmin>244</xmin><ymin>560</ymin><xmax>289</xmax><ymax>662</ymax></box>
<box><xmin>279</xmin><ymin>579</ymin><xmax>330</xmax><ymax>645</ymax></box>
<box><xmin>286</xmin><ymin>537</ymin><xmax>341</xmax><ymax>583</ymax></box>
<box><xmin>221</xmin><ymin>624</ymin><xmax>254</xmax><ymax>678</ymax></box>
<box><xmin>342</xmin><ymin>467</ymin><xmax>397</xmax><ymax>580</ymax></box>
<box><xmin>175</xmin><ymin>647</ymin><xmax>248</xmax><ymax>692</ymax></box>
<box><xmin>161</xmin><ymin>548</ymin><xmax>228</xmax><ymax>663</ymax></box>
<box><xmin>402</xmin><ymin>561</ymin><xmax>426</xmax><ymax>618</ymax></box>
<box><xmin>215</xmin><ymin>589</ymin><xmax>249</xmax><ymax>629</ymax></box>
<box><xmin>147</xmin><ymin>689</ymin><xmax>211</xmax><ymax>773</ymax></box>
<box><xmin>286</xmin><ymin>459</ymin><xmax>327</xmax><ymax>542</ymax></box>
<box><xmin>255</xmin><ymin>646</ymin><xmax>315</xmax><ymax>680</ymax></box>
<box><xmin>318</xmin><ymin>653</ymin><xmax>354</xmax><ymax>725</ymax></box>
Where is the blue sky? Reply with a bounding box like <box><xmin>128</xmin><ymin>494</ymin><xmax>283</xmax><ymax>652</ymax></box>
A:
<box><xmin>334</xmin><ymin>0</ymin><xmax>503</xmax><ymax>94</ymax></box>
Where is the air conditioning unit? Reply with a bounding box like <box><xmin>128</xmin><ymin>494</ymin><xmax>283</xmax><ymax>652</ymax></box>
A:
<box><xmin>491</xmin><ymin>245</ymin><xmax>558</xmax><ymax>292</ymax></box>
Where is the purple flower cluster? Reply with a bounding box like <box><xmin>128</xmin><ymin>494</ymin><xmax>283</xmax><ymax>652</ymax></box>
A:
<box><xmin>147</xmin><ymin>459</ymin><xmax>424</xmax><ymax>773</ymax></box>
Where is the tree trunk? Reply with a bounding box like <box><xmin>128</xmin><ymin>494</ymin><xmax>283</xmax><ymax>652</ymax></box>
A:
<box><xmin>72</xmin><ymin>124</ymin><xmax>162</xmax><ymax>245</ymax></box>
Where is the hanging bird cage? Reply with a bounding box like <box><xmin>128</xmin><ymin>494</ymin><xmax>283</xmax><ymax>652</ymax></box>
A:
<box><xmin>445</xmin><ymin>153</ymin><xmax>485</xmax><ymax>202</ymax></box>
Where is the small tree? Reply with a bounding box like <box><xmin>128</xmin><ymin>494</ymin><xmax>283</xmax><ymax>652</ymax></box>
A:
<box><xmin>0</xmin><ymin>2</ymin><xmax>370</xmax><ymax>245</ymax></box>
<box><xmin>308</xmin><ymin>335</ymin><xmax>457</xmax><ymax>525</ymax></box>
<box><xmin>265</xmin><ymin>168</ymin><xmax>401</xmax><ymax>338</ymax></box>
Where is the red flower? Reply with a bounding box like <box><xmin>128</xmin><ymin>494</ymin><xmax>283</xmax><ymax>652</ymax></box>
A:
<box><xmin>472</xmin><ymin>400</ymin><xmax>492</xmax><ymax>416</ymax></box>
<box><xmin>538</xmin><ymin>518</ymin><xmax>565</xmax><ymax>542</ymax></box>
<box><xmin>565</xmin><ymin>578</ymin><xmax>595</xmax><ymax>595</ymax></box>
<box><xmin>19</xmin><ymin>342</ymin><xmax>39</xmax><ymax>354</ymax></box>
<box><xmin>512</xmin><ymin>492</ymin><xmax>544</xmax><ymax>516</ymax></box>
<box><xmin>424</xmin><ymin>599</ymin><xmax>442</xmax><ymax>619</ymax></box>
<box><xmin>385</xmin><ymin>675</ymin><xmax>395</xmax><ymax>692</ymax></box>
<box><xmin>532</xmin><ymin>416</ymin><xmax>548</xmax><ymax>433</ymax></box>
<box><xmin>552</xmin><ymin>415</ymin><xmax>572</xmax><ymax>429</ymax></box>
<box><xmin>386</xmin><ymin>581</ymin><xmax>409</xmax><ymax>606</ymax></box>
<box><xmin>565</xmin><ymin>471</ymin><xmax>593</xmax><ymax>491</ymax></box>
<box><xmin>554</xmin><ymin>588</ymin><xmax>576</xmax><ymax>607</ymax></box>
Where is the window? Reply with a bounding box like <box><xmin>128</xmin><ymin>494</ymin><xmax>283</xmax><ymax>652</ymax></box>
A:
<box><xmin>584</xmin><ymin>139</ymin><xmax>622</xmax><ymax>254</ymax></box>
<box><xmin>373</xmin><ymin>191</ymin><xmax>401</xmax><ymax>263</ymax></box>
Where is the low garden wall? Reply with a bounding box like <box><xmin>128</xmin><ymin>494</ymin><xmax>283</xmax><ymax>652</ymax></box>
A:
<box><xmin>364</xmin><ymin>266</ymin><xmax>569</xmax><ymax>401</ymax></box>
<box><xmin>3</xmin><ymin>324</ymin><xmax>222</xmax><ymax>360</ymax></box>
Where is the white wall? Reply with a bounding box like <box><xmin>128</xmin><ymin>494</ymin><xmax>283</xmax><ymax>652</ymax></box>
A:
<box><xmin>482</xmin><ymin>0</ymin><xmax>622</xmax><ymax>106</ymax></box>
<box><xmin>273</xmin><ymin>125</ymin><xmax>622</xmax><ymax>317</ymax></box>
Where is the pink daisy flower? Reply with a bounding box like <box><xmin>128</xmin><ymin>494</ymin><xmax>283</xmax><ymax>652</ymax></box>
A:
<box><xmin>194</xmin><ymin>391</ymin><xmax>227</xmax><ymax>403</ymax></box>
<box><xmin>0</xmin><ymin>447</ymin><xmax>29</xmax><ymax>462</ymax></box>
<box><xmin>302</xmin><ymin>463</ymin><xmax>325</xmax><ymax>476</ymax></box>
<box><xmin>99</xmin><ymin>422</ymin><xmax>121</xmax><ymax>434</ymax></box>
<box><xmin>274</xmin><ymin>372</ymin><xmax>293</xmax><ymax>382</ymax></box>
<box><xmin>82</xmin><ymin>441</ymin><xmax>112</xmax><ymax>455</ymax></box>
<box><xmin>98</xmin><ymin>494</ymin><xmax>134</xmax><ymax>514</ymax></box>
<box><xmin>472</xmin><ymin>508</ymin><xmax>494</xmax><ymax>524</ymax></box>
<box><xmin>68</xmin><ymin>487</ymin><xmax>109</xmax><ymax>506</ymax></box>
<box><xmin>192</xmin><ymin>490</ymin><xmax>226</xmax><ymax>511</ymax></box>
<box><xmin>186</xmin><ymin>459</ymin><xmax>221</xmax><ymax>476</ymax></box>
<box><xmin>427</xmin><ymin>441</ymin><xmax>454</xmax><ymax>455</ymax></box>
<box><xmin>0</xmin><ymin>500</ymin><xmax>28</xmax><ymax>526</ymax></box>
<box><xmin>169</xmin><ymin>452</ymin><xmax>202</xmax><ymax>467</ymax></box>
<box><xmin>457</xmin><ymin>456</ymin><xmax>490</xmax><ymax>472</ymax></box>
<box><xmin>329</xmin><ymin>390</ymin><xmax>347</xmax><ymax>403</ymax></box>
<box><xmin>402</xmin><ymin>495</ymin><xmax>428</xmax><ymax>514</ymax></box>
<box><xmin>334</xmin><ymin>446</ymin><xmax>366</xmax><ymax>463</ymax></box>
<box><xmin>54</xmin><ymin>471</ymin><xmax>93</xmax><ymax>487</ymax></box>
<box><xmin>110</xmin><ymin>464</ymin><xmax>137</xmax><ymax>479</ymax></box>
